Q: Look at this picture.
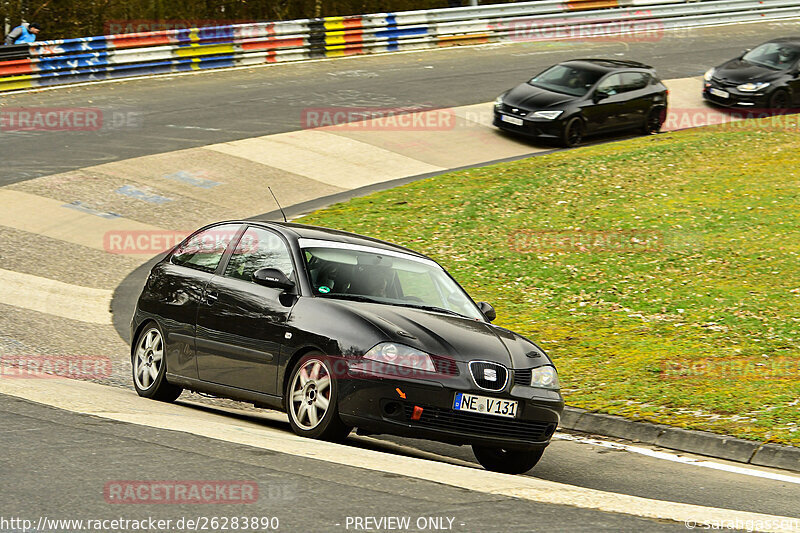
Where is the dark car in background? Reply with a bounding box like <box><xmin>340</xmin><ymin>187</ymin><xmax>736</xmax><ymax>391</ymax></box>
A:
<box><xmin>130</xmin><ymin>221</ymin><xmax>564</xmax><ymax>474</ymax></box>
<box><xmin>493</xmin><ymin>58</ymin><xmax>668</xmax><ymax>147</ymax></box>
<box><xmin>703</xmin><ymin>38</ymin><xmax>800</xmax><ymax>109</ymax></box>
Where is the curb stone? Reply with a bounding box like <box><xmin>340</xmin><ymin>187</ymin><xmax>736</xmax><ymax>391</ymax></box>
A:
<box><xmin>559</xmin><ymin>406</ymin><xmax>799</xmax><ymax>473</ymax></box>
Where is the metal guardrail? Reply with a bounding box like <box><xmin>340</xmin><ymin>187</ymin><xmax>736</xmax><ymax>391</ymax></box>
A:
<box><xmin>1</xmin><ymin>0</ymin><xmax>798</xmax><ymax>92</ymax></box>
<box><xmin>0</xmin><ymin>44</ymin><xmax>30</xmax><ymax>62</ymax></box>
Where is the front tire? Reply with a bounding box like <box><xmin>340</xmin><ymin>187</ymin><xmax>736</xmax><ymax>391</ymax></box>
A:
<box><xmin>132</xmin><ymin>323</ymin><xmax>182</xmax><ymax>402</ymax></box>
<box><xmin>472</xmin><ymin>445</ymin><xmax>545</xmax><ymax>474</ymax></box>
<box><xmin>560</xmin><ymin>117</ymin><xmax>584</xmax><ymax>148</ymax></box>
<box><xmin>769</xmin><ymin>89</ymin><xmax>789</xmax><ymax>110</ymax></box>
<box><xmin>286</xmin><ymin>354</ymin><xmax>351</xmax><ymax>441</ymax></box>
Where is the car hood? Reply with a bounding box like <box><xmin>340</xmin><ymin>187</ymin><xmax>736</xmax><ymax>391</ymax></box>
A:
<box><xmin>334</xmin><ymin>301</ymin><xmax>551</xmax><ymax>369</ymax></box>
<box><xmin>503</xmin><ymin>83</ymin><xmax>575</xmax><ymax>110</ymax></box>
<box><xmin>714</xmin><ymin>59</ymin><xmax>784</xmax><ymax>83</ymax></box>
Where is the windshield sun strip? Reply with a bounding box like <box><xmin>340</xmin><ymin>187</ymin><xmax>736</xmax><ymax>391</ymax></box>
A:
<box><xmin>298</xmin><ymin>238</ymin><xmax>439</xmax><ymax>267</ymax></box>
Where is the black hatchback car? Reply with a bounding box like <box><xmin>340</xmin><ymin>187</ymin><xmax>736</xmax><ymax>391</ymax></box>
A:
<box><xmin>494</xmin><ymin>59</ymin><xmax>668</xmax><ymax>147</ymax></box>
<box><xmin>131</xmin><ymin>221</ymin><xmax>564</xmax><ymax>474</ymax></box>
<box><xmin>703</xmin><ymin>38</ymin><xmax>800</xmax><ymax>109</ymax></box>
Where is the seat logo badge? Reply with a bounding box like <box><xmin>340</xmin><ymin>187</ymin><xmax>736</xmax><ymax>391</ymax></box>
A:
<box><xmin>484</xmin><ymin>368</ymin><xmax>497</xmax><ymax>382</ymax></box>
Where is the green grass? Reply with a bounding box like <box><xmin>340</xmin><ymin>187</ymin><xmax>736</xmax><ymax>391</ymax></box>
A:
<box><xmin>297</xmin><ymin>117</ymin><xmax>800</xmax><ymax>446</ymax></box>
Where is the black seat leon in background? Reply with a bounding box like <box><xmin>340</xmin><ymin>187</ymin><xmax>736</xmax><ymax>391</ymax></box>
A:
<box><xmin>131</xmin><ymin>220</ymin><xmax>564</xmax><ymax>474</ymax></box>
<box><xmin>703</xmin><ymin>37</ymin><xmax>800</xmax><ymax>109</ymax></box>
<box><xmin>493</xmin><ymin>58</ymin><xmax>668</xmax><ymax>147</ymax></box>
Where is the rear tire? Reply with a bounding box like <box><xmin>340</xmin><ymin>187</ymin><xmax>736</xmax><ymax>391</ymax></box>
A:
<box><xmin>132</xmin><ymin>323</ymin><xmax>183</xmax><ymax>402</ymax></box>
<box><xmin>769</xmin><ymin>90</ymin><xmax>790</xmax><ymax>110</ymax></box>
<box><xmin>560</xmin><ymin>117</ymin><xmax>584</xmax><ymax>148</ymax></box>
<box><xmin>472</xmin><ymin>445</ymin><xmax>545</xmax><ymax>474</ymax></box>
<box><xmin>642</xmin><ymin>106</ymin><xmax>665</xmax><ymax>134</ymax></box>
<box><xmin>286</xmin><ymin>354</ymin><xmax>351</xmax><ymax>442</ymax></box>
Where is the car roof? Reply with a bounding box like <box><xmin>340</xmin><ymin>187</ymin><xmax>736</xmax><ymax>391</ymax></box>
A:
<box><xmin>244</xmin><ymin>220</ymin><xmax>432</xmax><ymax>259</ymax></box>
<box><xmin>765</xmin><ymin>37</ymin><xmax>800</xmax><ymax>47</ymax></box>
<box><xmin>561</xmin><ymin>58</ymin><xmax>653</xmax><ymax>73</ymax></box>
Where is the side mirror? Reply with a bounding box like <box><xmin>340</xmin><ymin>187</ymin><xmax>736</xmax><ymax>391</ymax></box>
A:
<box><xmin>478</xmin><ymin>301</ymin><xmax>496</xmax><ymax>322</ymax></box>
<box><xmin>253</xmin><ymin>268</ymin><xmax>295</xmax><ymax>291</ymax></box>
<box><xmin>593</xmin><ymin>90</ymin><xmax>608</xmax><ymax>103</ymax></box>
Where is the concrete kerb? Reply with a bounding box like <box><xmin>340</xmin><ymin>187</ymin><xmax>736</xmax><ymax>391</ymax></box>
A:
<box><xmin>559</xmin><ymin>406</ymin><xmax>799</xmax><ymax>473</ymax></box>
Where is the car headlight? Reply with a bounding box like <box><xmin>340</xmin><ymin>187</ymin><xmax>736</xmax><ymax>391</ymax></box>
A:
<box><xmin>363</xmin><ymin>343</ymin><xmax>436</xmax><ymax>372</ymax></box>
<box><xmin>494</xmin><ymin>95</ymin><xmax>504</xmax><ymax>108</ymax></box>
<box><xmin>530</xmin><ymin>366</ymin><xmax>560</xmax><ymax>389</ymax></box>
<box><xmin>736</xmin><ymin>82</ymin><xmax>770</xmax><ymax>92</ymax></box>
<box><xmin>531</xmin><ymin>110</ymin><xmax>563</xmax><ymax>120</ymax></box>
<box><xmin>703</xmin><ymin>68</ymin><xmax>715</xmax><ymax>81</ymax></box>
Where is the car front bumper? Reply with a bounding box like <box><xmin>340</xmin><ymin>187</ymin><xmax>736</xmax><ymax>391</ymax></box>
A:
<box><xmin>702</xmin><ymin>82</ymin><xmax>770</xmax><ymax>108</ymax></box>
<box><xmin>337</xmin><ymin>362</ymin><xmax>564</xmax><ymax>451</ymax></box>
<box><xmin>493</xmin><ymin>109</ymin><xmax>564</xmax><ymax>140</ymax></box>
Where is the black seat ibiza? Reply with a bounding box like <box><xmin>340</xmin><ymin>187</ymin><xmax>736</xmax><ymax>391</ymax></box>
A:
<box><xmin>494</xmin><ymin>58</ymin><xmax>668</xmax><ymax>147</ymax></box>
<box><xmin>131</xmin><ymin>221</ymin><xmax>564</xmax><ymax>474</ymax></box>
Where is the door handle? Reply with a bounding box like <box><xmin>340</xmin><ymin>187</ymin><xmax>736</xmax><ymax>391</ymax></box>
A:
<box><xmin>205</xmin><ymin>290</ymin><xmax>218</xmax><ymax>304</ymax></box>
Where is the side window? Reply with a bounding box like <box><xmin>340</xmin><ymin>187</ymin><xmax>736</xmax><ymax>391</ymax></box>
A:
<box><xmin>224</xmin><ymin>227</ymin><xmax>294</xmax><ymax>282</ymax></box>
<box><xmin>171</xmin><ymin>223</ymin><xmax>241</xmax><ymax>273</ymax></box>
<box><xmin>622</xmin><ymin>72</ymin><xmax>650</xmax><ymax>91</ymax></box>
<box><xmin>596</xmin><ymin>74</ymin><xmax>624</xmax><ymax>96</ymax></box>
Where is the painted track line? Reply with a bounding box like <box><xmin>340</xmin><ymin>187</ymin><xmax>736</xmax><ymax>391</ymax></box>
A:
<box><xmin>0</xmin><ymin>268</ymin><xmax>112</xmax><ymax>325</ymax></box>
<box><xmin>554</xmin><ymin>433</ymin><xmax>800</xmax><ymax>485</ymax></box>
<box><xmin>0</xmin><ymin>377</ymin><xmax>797</xmax><ymax>533</ymax></box>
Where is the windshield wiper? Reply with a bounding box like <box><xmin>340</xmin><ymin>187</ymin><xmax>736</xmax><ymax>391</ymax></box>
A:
<box><xmin>394</xmin><ymin>303</ymin><xmax>470</xmax><ymax>319</ymax></box>
<box><xmin>319</xmin><ymin>293</ymin><xmax>384</xmax><ymax>304</ymax></box>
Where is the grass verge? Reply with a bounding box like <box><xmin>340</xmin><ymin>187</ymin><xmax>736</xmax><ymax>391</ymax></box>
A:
<box><xmin>297</xmin><ymin>117</ymin><xmax>800</xmax><ymax>445</ymax></box>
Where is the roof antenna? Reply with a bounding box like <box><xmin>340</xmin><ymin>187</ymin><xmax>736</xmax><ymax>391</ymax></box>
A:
<box><xmin>268</xmin><ymin>186</ymin><xmax>288</xmax><ymax>223</ymax></box>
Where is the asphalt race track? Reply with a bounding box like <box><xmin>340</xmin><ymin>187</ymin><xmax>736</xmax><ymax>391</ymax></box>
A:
<box><xmin>1</xmin><ymin>19</ymin><xmax>799</xmax><ymax>533</ymax></box>
<box><xmin>2</xmin><ymin>20</ymin><xmax>798</xmax><ymax>184</ymax></box>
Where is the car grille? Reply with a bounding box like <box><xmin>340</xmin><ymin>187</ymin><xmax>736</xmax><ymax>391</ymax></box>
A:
<box><xmin>514</xmin><ymin>368</ymin><xmax>532</xmax><ymax>386</ymax></box>
<box><xmin>402</xmin><ymin>404</ymin><xmax>556</xmax><ymax>442</ymax></box>
<box><xmin>501</xmin><ymin>103</ymin><xmax>529</xmax><ymax>116</ymax></box>
<box><xmin>469</xmin><ymin>361</ymin><xmax>508</xmax><ymax>391</ymax></box>
<box><xmin>711</xmin><ymin>77</ymin><xmax>738</xmax><ymax>88</ymax></box>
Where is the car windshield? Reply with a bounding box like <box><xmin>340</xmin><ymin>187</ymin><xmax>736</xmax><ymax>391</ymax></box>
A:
<box><xmin>742</xmin><ymin>42</ymin><xmax>800</xmax><ymax>70</ymax></box>
<box><xmin>529</xmin><ymin>64</ymin><xmax>603</xmax><ymax>96</ymax></box>
<box><xmin>300</xmin><ymin>239</ymin><xmax>485</xmax><ymax>320</ymax></box>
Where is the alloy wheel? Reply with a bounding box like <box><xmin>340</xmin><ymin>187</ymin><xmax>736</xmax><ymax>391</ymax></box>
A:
<box><xmin>134</xmin><ymin>328</ymin><xmax>163</xmax><ymax>391</ymax></box>
<box><xmin>289</xmin><ymin>359</ymin><xmax>332</xmax><ymax>430</ymax></box>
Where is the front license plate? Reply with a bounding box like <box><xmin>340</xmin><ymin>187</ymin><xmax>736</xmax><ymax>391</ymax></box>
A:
<box><xmin>454</xmin><ymin>392</ymin><xmax>518</xmax><ymax>418</ymax></box>
<box><xmin>709</xmin><ymin>88</ymin><xmax>729</xmax><ymax>98</ymax></box>
<box><xmin>501</xmin><ymin>115</ymin><xmax>524</xmax><ymax>126</ymax></box>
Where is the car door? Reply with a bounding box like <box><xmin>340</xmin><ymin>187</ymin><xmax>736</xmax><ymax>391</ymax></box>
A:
<box><xmin>143</xmin><ymin>223</ymin><xmax>243</xmax><ymax>379</ymax></box>
<box><xmin>195</xmin><ymin>226</ymin><xmax>297</xmax><ymax>395</ymax></box>
<box><xmin>619</xmin><ymin>72</ymin><xmax>654</xmax><ymax>128</ymax></box>
<box><xmin>583</xmin><ymin>73</ymin><xmax>626</xmax><ymax>133</ymax></box>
